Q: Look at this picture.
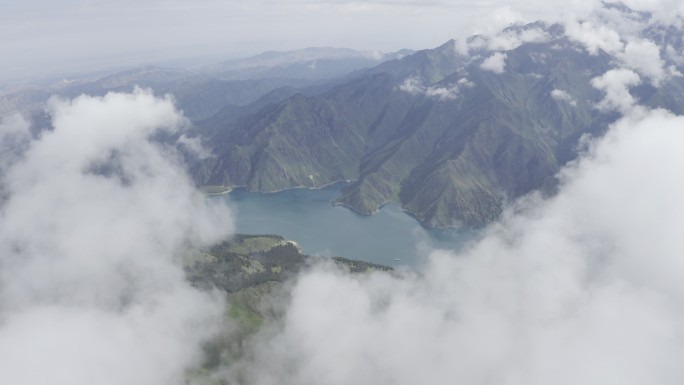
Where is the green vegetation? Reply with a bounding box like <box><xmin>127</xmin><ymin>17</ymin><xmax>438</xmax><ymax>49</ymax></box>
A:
<box><xmin>185</xmin><ymin>234</ymin><xmax>390</xmax><ymax>293</ymax></box>
<box><xmin>198</xmin><ymin>185</ymin><xmax>233</xmax><ymax>195</ymax></box>
<box><xmin>183</xmin><ymin>234</ymin><xmax>391</xmax><ymax>384</ymax></box>
<box><xmin>224</xmin><ymin>234</ymin><xmax>287</xmax><ymax>254</ymax></box>
<box><xmin>191</xmin><ymin>33</ymin><xmax>626</xmax><ymax>227</ymax></box>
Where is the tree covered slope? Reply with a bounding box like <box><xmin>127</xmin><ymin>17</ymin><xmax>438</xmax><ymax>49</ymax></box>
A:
<box><xmin>194</xmin><ymin>22</ymin><xmax>684</xmax><ymax>227</ymax></box>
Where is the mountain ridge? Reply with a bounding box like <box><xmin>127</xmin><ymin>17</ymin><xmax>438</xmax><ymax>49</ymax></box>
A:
<box><xmin>191</xmin><ymin>19</ymin><xmax>684</xmax><ymax>227</ymax></box>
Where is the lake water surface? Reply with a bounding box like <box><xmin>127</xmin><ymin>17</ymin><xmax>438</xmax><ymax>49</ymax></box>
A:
<box><xmin>216</xmin><ymin>183</ymin><xmax>477</xmax><ymax>267</ymax></box>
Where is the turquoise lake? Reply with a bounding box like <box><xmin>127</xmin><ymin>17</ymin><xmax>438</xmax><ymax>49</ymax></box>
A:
<box><xmin>216</xmin><ymin>183</ymin><xmax>477</xmax><ymax>267</ymax></box>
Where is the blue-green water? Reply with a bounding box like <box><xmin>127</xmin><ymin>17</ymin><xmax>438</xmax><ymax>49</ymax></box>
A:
<box><xmin>217</xmin><ymin>183</ymin><xmax>476</xmax><ymax>267</ymax></box>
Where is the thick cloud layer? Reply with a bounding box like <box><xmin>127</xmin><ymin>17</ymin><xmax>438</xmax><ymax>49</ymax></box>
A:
<box><xmin>226</xmin><ymin>102</ymin><xmax>684</xmax><ymax>385</ymax></box>
<box><xmin>212</xmin><ymin>5</ymin><xmax>684</xmax><ymax>383</ymax></box>
<box><xmin>0</xmin><ymin>89</ymin><xmax>234</xmax><ymax>385</ymax></box>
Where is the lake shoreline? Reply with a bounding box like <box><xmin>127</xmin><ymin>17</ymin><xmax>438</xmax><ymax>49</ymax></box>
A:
<box><xmin>223</xmin><ymin>181</ymin><xmax>476</xmax><ymax>232</ymax></box>
<box><xmin>216</xmin><ymin>185</ymin><xmax>478</xmax><ymax>267</ymax></box>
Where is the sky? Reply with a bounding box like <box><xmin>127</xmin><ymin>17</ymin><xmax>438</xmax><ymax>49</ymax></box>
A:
<box><xmin>2</xmin><ymin>0</ymin><xmax>681</xmax><ymax>83</ymax></box>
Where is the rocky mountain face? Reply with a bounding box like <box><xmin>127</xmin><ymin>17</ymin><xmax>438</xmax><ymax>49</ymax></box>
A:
<box><xmin>191</xmin><ymin>20</ymin><xmax>684</xmax><ymax>228</ymax></box>
<box><xmin>4</xmin><ymin>11</ymin><xmax>683</xmax><ymax>229</ymax></box>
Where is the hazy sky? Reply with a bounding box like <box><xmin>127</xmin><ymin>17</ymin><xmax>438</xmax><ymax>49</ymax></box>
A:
<box><xmin>0</xmin><ymin>0</ymin><xmax>600</xmax><ymax>82</ymax></box>
<box><xmin>4</xmin><ymin>0</ymin><xmax>684</xmax><ymax>83</ymax></box>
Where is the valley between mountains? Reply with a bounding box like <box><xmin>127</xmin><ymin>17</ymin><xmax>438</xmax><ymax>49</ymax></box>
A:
<box><xmin>189</xmin><ymin>22</ymin><xmax>684</xmax><ymax>228</ymax></box>
<box><xmin>5</xmin><ymin>8</ymin><xmax>684</xmax><ymax>229</ymax></box>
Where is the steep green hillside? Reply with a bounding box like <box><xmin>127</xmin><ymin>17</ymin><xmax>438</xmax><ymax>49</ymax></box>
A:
<box><xmin>193</xmin><ymin>20</ymin><xmax>684</xmax><ymax>227</ymax></box>
<box><xmin>184</xmin><ymin>234</ymin><xmax>390</xmax><ymax>293</ymax></box>
<box><xmin>183</xmin><ymin>234</ymin><xmax>391</xmax><ymax>384</ymax></box>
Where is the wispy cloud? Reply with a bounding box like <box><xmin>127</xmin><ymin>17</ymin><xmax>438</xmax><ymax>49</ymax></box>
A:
<box><xmin>224</xmin><ymin>89</ymin><xmax>684</xmax><ymax>385</ymax></box>
<box><xmin>211</xmin><ymin>4</ymin><xmax>684</xmax><ymax>382</ymax></box>
<box><xmin>550</xmin><ymin>89</ymin><xmax>578</xmax><ymax>106</ymax></box>
<box><xmin>0</xmin><ymin>89</ymin><xmax>234</xmax><ymax>384</ymax></box>
<box><xmin>480</xmin><ymin>52</ymin><xmax>508</xmax><ymax>74</ymax></box>
<box><xmin>591</xmin><ymin>68</ymin><xmax>642</xmax><ymax>113</ymax></box>
<box><xmin>399</xmin><ymin>76</ymin><xmax>474</xmax><ymax>100</ymax></box>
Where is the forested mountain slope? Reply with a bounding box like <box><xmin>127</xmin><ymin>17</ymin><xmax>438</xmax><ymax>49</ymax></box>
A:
<box><xmin>194</xmin><ymin>21</ymin><xmax>684</xmax><ymax>227</ymax></box>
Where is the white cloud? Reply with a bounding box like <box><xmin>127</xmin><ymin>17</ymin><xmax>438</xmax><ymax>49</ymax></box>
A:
<box><xmin>398</xmin><ymin>77</ymin><xmax>423</xmax><ymax>94</ymax></box>
<box><xmin>399</xmin><ymin>77</ymin><xmax>472</xmax><ymax>101</ymax></box>
<box><xmin>666</xmin><ymin>44</ymin><xmax>684</xmax><ymax>65</ymax></box>
<box><xmin>480</xmin><ymin>52</ymin><xmax>508</xmax><ymax>74</ymax></box>
<box><xmin>550</xmin><ymin>89</ymin><xmax>578</xmax><ymax>106</ymax></box>
<box><xmin>488</xmin><ymin>27</ymin><xmax>551</xmax><ymax>51</ymax></box>
<box><xmin>619</xmin><ymin>38</ymin><xmax>666</xmax><ymax>85</ymax></box>
<box><xmin>457</xmin><ymin>77</ymin><xmax>475</xmax><ymax>88</ymax></box>
<box><xmin>460</xmin><ymin>25</ymin><xmax>551</xmax><ymax>56</ymax></box>
<box><xmin>3</xmin><ymin>4</ymin><xmax>684</xmax><ymax>384</ymax></box>
<box><xmin>563</xmin><ymin>12</ymin><xmax>668</xmax><ymax>87</ymax></box>
<box><xmin>668</xmin><ymin>65</ymin><xmax>683</xmax><ymax>77</ymax></box>
<box><xmin>177</xmin><ymin>133</ymin><xmax>213</xmax><ymax>160</ymax></box>
<box><xmin>224</xmin><ymin>104</ymin><xmax>684</xmax><ymax>385</ymax></box>
<box><xmin>0</xmin><ymin>89</ymin><xmax>234</xmax><ymax>385</ymax></box>
<box><xmin>620</xmin><ymin>0</ymin><xmax>684</xmax><ymax>24</ymax></box>
<box><xmin>565</xmin><ymin>20</ymin><xmax>625</xmax><ymax>55</ymax></box>
<box><xmin>591</xmin><ymin>69</ymin><xmax>642</xmax><ymax>113</ymax></box>
<box><xmin>424</xmin><ymin>85</ymin><xmax>461</xmax><ymax>100</ymax></box>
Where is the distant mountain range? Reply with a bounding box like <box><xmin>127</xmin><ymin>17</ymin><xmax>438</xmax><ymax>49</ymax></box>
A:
<box><xmin>191</xmin><ymin>20</ymin><xmax>684</xmax><ymax>227</ymax></box>
<box><xmin>199</xmin><ymin>47</ymin><xmax>413</xmax><ymax>81</ymax></box>
<box><xmin>4</xmin><ymin>9</ymin><xmax>684</xmax><ymax>229</ymax></box>
<box><xmin>0</xmin><ymin>47</ymin><xmax>410</xmax><ymax>121</ymax></box>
